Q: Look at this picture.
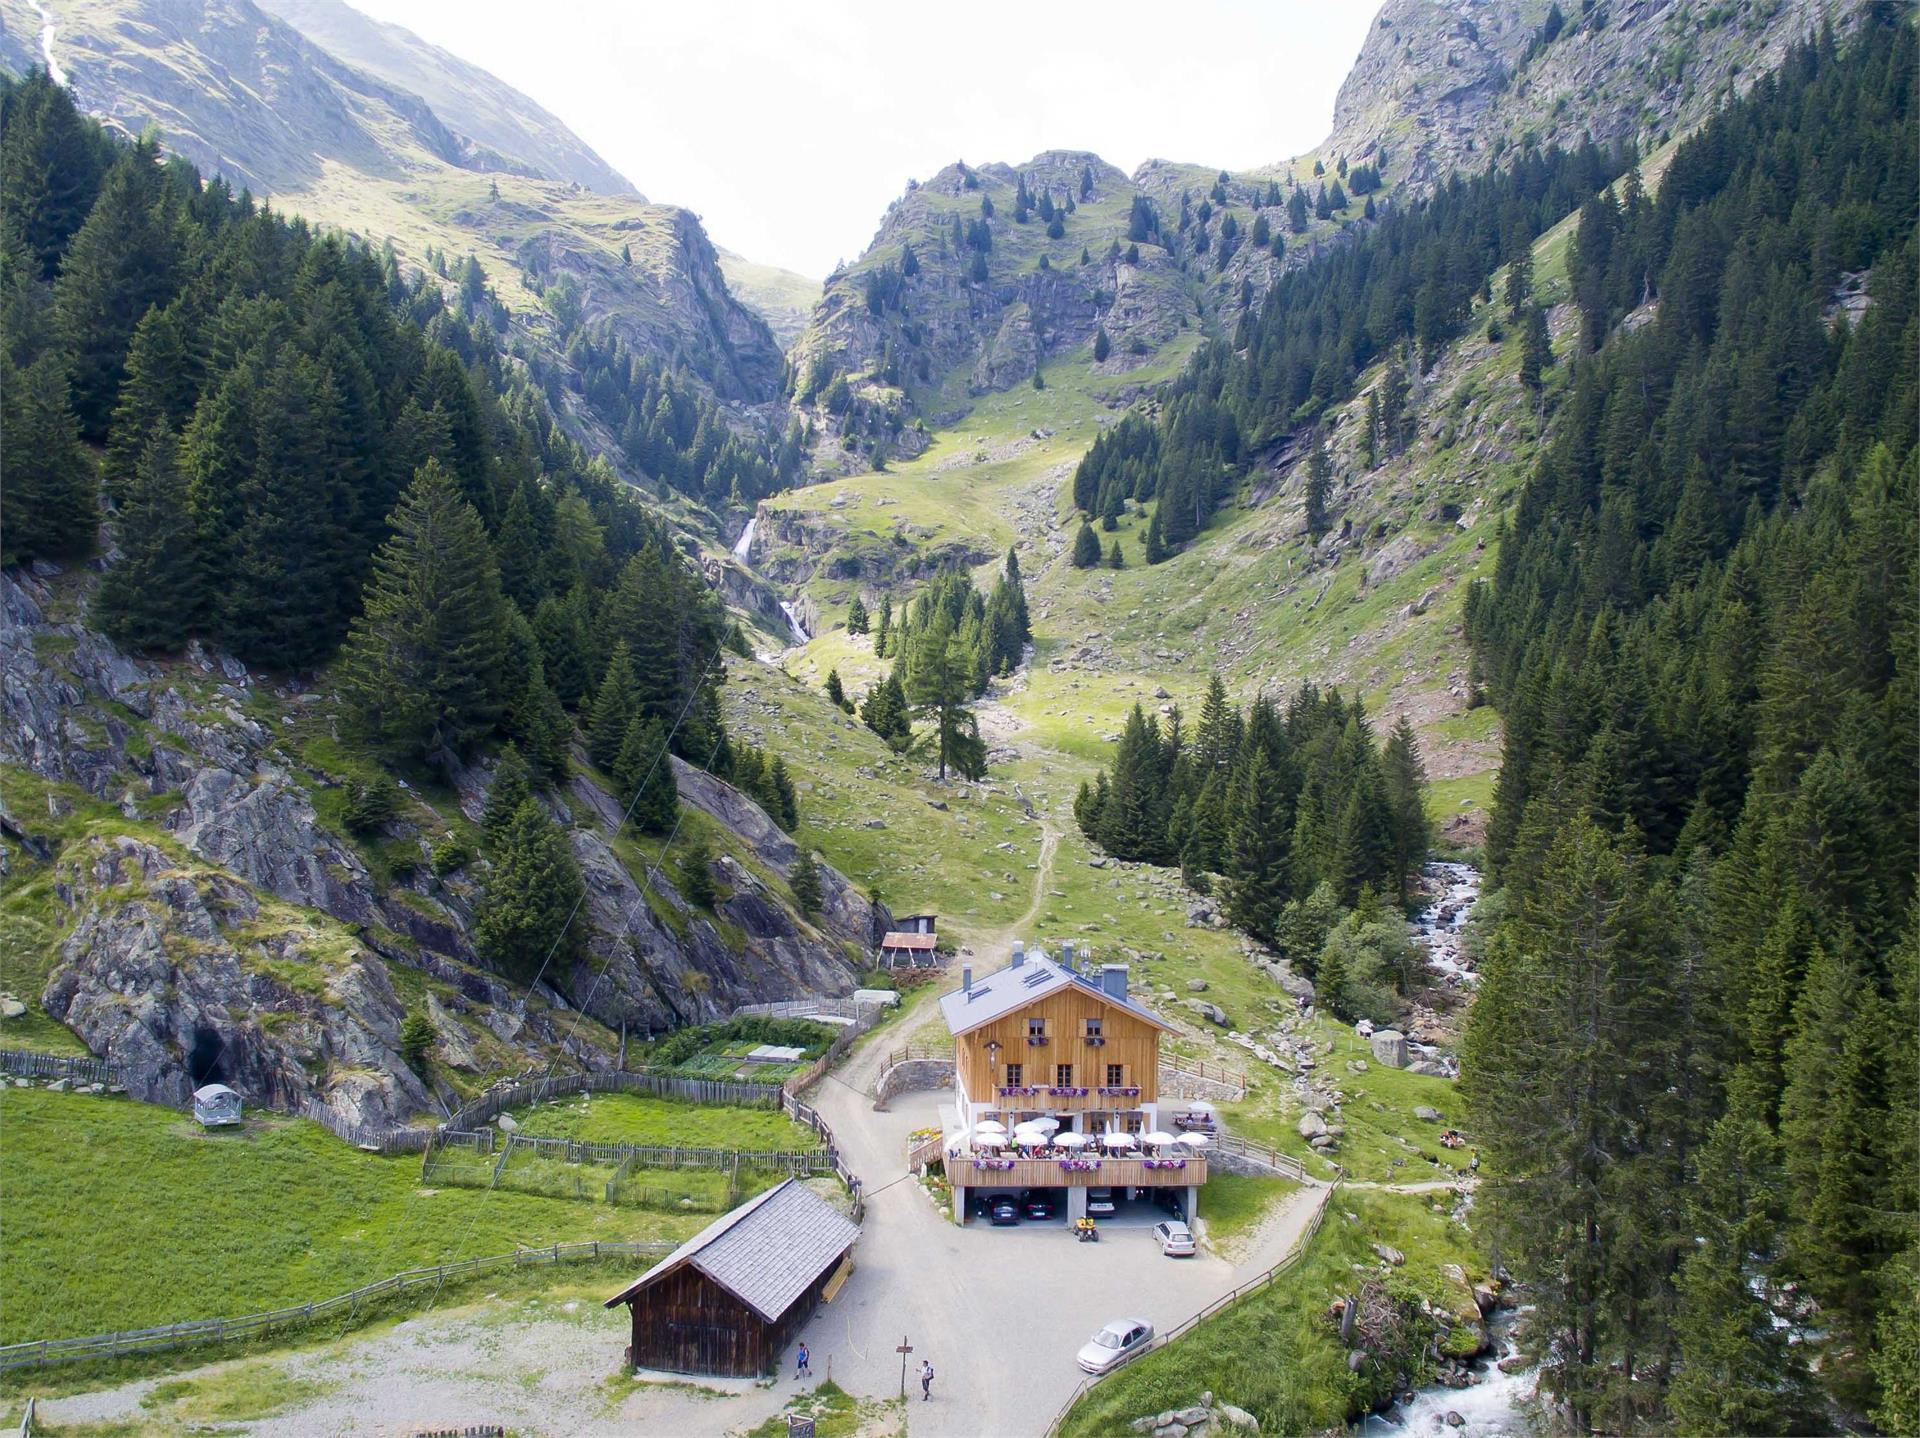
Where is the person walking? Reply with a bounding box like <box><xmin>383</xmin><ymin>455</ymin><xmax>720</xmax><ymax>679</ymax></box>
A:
<box><xmin>796</xmin><ymin>1341</ymin><xmax>811</xmax><ymax>1378</ymax></box>
<box><xmin>919</xmin><ymin>1358</ymin><xmax>934</xmax><ymax>1401</ymax></box>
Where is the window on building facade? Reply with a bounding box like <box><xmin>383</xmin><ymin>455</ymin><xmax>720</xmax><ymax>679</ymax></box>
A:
<box><xmin>1055</xmin><ymin>1063</ymin><xmax>1073</xmax><ymax>1087</ymax></box>
<box><xmin>1085</xmin><ymin>1017</ymin><xmax>1103</xmax><ymax>1038</ymax></box>
<box><xmin>1106</xmin><ymin>1062</ymin><xmax>1124</xmax><ymax>1087</ymax></box>
<box><xmin>1004</xmin><ymin>1062</ymin><xmax>1022</xmax><ymax>1088</ymax></box>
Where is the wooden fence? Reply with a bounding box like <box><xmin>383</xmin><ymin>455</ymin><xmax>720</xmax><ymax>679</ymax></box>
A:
<box><xmin>1159</xmin><ymin>1053</ymin><xmax>1248</xmax><ymax>1099</ymax></box>
<box><xmin>1213</xmin><ymin>1133</ymin><xmax>1308</xmax><ymax>1182</ymax></box>
<box><xmin>1043</xmin><ymin>1183</ymin><xmax>1339</xmax><ymax>1435</ymax></box>
<box><xmin>0</xmin><ymin>1240</ymin><xmax>674</xmax><ymax>1374</ymax></box>
<box><xmin>0</xmin><ymin>1050</ymin><xmax>119</xmax><ymax>1085</ymax></box>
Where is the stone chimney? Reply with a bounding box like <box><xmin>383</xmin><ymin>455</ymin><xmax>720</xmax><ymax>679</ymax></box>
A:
<box><xmin>1100</xmin><ymin>964</ymin><xmax>1129</xmax><ymax>1001</ymax></box>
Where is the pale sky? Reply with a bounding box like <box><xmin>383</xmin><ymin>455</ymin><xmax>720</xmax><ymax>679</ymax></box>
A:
<box><xmin>351</xmin><ymin>1</ymin><xmax>1381</xmax><ymax>280</ymax></box>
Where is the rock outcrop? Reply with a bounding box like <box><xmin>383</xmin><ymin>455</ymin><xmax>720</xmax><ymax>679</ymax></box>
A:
<box><xmin>2</xmin><ymin>567</ymin><xmax>879</xmax><ymax>1125</ymax></box>
<box><xmin>1324</xmin><ymin>0</ymin><xmax>1857</xmax><ymax>199</ymax></box>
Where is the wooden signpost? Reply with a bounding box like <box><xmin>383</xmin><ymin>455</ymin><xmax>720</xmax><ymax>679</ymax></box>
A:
<box><xmin>896</xmin><ymin>1335</ymin><xmax>913</xmax><ymax>1398</ymax></box>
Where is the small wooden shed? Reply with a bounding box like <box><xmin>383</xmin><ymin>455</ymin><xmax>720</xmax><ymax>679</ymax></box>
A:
<box><xmin>192</xmin><ymin>1083</ymin><xmax>241</xmax><ymax>1127</ymax></box>
<box><xmin>605</xmin><ymin>1179</ymin><xmax>858</xmax><ymax>1377</ymax></box>
<box><xmin>877</xmin><ymin>931</ymin><xmax>938</xmax><ymax>969</ymax></box>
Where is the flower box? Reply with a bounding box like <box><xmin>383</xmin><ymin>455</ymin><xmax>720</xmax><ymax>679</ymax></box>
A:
<box><xmin>1143</xmin><ymin>1157</ymin><xmax>1187</xmax><ymax>1171</ymax></box>
<box><xmin>1095</xmin><ymin>1086</ymin><xmax>1143</xmax><ymax>1098</ymax></box>
<box><xmin>1044</xmin><ymin>1086</ymin><xmax>1090</xmax><ymax>1098</ymax></box>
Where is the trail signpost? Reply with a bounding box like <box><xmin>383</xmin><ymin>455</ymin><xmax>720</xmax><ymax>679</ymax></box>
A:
<box><xmin>896</xmin><ymin>1335</ymin><xmax>913</xmax><ymax>1398</ymax></box>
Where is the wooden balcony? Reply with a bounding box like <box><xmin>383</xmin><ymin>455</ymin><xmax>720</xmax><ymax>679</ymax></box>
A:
<box><xmin>950</xmin><ymin>1155</ymin><xmax>1205</xmax><ymax>1188</ymax></box>
<box><xmin>993</xmin><ymin>1085</ymin><xmax>1145</xmax><ymax>1114</ymax></box>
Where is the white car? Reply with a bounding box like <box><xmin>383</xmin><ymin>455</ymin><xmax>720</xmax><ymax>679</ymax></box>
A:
<box><xmin>1076</xmin><ymin>1317</ymin><xmax>1155</xmax><ymax>1374</ymax></box>
<box><xmin>1153</xmin><ymin>1220</ymin><xmax>1196</xmax><ymax>1256</ymax></box>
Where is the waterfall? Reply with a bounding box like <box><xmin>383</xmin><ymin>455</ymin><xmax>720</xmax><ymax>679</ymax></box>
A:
<box><xmin>731</xmin><ymin>513</ymin><xmax>758</xmax><ymax>562</ymax></box>
<box><xmin>29</xmin><ymin>0</ymin><xmax>68</xmax><ymax>85</ymax></box>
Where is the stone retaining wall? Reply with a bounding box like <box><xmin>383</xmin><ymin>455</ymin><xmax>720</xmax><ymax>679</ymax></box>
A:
<box><xmin>1157</xmin><ymin>1069</ymin><xmax>1245</xmax><ymax>1104</ymax></box>
<box><xmin>873</xmin><ymin>1058</ymin><xmax>954</xmax><ymax>1109</ymax></box>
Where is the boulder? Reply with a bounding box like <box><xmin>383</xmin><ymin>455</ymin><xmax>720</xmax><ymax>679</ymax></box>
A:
<box><xmin>1372</xmin><ymin>1243</ymin><xmax>1405</xmax><ymax>1266</ymax></box>
<box><xmin>1297</xmin><ymin>1110</ymin><xmax>1328</xmax><ymax>1140</ymax></box>
<box><xmin>1217</xmin><ymin>1403</ymin><xmax>1259</xmax><ymax>1432</ymax></box>
<box><xmin>1370</xmin><ymin>1030</ymin><xmax>1408</xmax><ymax>1068</ymax></box>
<box><xmin>1414</xmin><ymin>1105</ymin><xmax>1442</xmax><ymax>1122</ymax></box>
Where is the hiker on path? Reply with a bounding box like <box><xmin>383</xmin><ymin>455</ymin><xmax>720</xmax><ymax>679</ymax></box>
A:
<box><xmin>920</xmin><ymin>1358</ymin><xmax>934</xmax><ymax>1401</ymax></box>
<box><xmin>796</xmin><ymin>1342</ymin><xmax>811</xmax><ymax>1378</ymax></box>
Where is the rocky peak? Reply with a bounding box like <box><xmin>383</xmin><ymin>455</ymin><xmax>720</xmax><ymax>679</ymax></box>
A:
<box><xmin>1326</xmin><ymin>0</ymin><xmax>1859</xmax><ymax>195</ymax></box>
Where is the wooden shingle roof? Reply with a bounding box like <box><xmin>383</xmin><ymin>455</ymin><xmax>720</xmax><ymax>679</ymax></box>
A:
<box><xmin>604</xmin><ymin>1178</ymin><xmax>859</xmax><ymax>1323</ymax></box>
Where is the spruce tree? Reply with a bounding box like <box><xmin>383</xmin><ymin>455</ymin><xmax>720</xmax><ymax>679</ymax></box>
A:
<box><xmin>825</xmin><ymin>668</ymin><xmax>847</xmax><ymax>709</ymax></box>
<box><xmin>1224</xmin><ymin>751</ymin><xmax>1289</xmax><ymax>942</ymax></box>
<box><xmin>1071</xmin><ymin>519</ymin><xmax>1102</xmax><ymax>568</ymax></box>
<box><xmin>1304</xmin><ymin>438</ymin><xmax>1332</xmax><ymax>538</ymax></box>
<box><xmin>0</xmin><ymin>352</ymin><xmax>96</xmax><ymax>563</ymax></box>
<box><xmin>0</xmin><ymin>71</ymin><xmax>108</xmax><ymax>279</ymax></box>
<box><xmin>874</xmin><ymin>593</ymin><xmax>892</xmax><ymax>657</ymax></box>
<box><xmin>482</xmin><ymin>744</ymin><xmax>534</xmax><ymax>847</ymax></box>
<box><xmin>861</xmin><ymin>670</ymin><xmax>912</xmax><ymax>750</ymax></box>
<box><xmin>52</xmin><ymin>144</ymin><xmax>179</xmax><ymax>439</ymax></box>
<box><xmin>1382</xmin><ymin>716</ymin><xmax>1431</xmax><ymax>903</ymax></box>
<box><xmin>846</xmin><ymin>594</ymin><xmax>869</xmax><ymax>634</ymax></box>
<box><xmin>1521</xmin><ymin>305</ymin><xmax>1551</xmax><ymax>392</ymax></box>
<box><xmin>677</xmin><ymin>833</ymin><xmax>717</xmax><ymax>908</ymax></box>
<box><xmin>614</xmin><ymin>715</ymin><xmax>678</xmax><ymax>835</ymax></box>
<box><xmin>790</xmin><ymin>848</ymin><xmax>823</xmax><ymax>918</ymax></box>
<box><xmin>1093</xmin><ymin>326</ymin><xmax>1110</xmax><ymax>363</ymax></box>
<box><xmin>586</xmin><ymin>643</ymin><xmax>640</xmax><ymax>773</ymax></box>
<box><xmin>338</xmin><ymin>461</ymin><xmax>509</xmax><ymax>767</ymax></box>
<box><xmin>95</xmin><ymin>422</ymin><xmax>202</xmax><ymax>650</ymax></box>
<box><xmin>475</xmin><ymin>798</ymin><xmax>584</xmax><ymax>982</ymax></box>
<box><xmin>399</xmin><ymin>1007</ymin><xmax>436</xmax><ymax>1071</ymax></box>
<box><xmin>1106</xmin><ymin>539</ymin><xmax>1124</xmax><ymax>569</ymax></box>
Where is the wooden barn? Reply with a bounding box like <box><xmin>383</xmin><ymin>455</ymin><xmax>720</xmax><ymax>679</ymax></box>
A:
<box><xmin>604</xmin><ymin>1179</ymin><xmax>859</xmax><ymax>1377</ymax></box>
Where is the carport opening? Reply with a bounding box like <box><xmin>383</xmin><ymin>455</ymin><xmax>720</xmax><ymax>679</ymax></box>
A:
<box><xmin>188</xmin><ymin>1027</ymin><xmax>227</xmax><ymax>1087</ymax></box>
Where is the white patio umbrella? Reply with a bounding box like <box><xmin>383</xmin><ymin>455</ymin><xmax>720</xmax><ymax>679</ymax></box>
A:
<box><xmin>1101</xmin><ymin>1130</ymin><xmax>1138</xmax><ymax>1149</ymax></box>
<box><xmin>972</xmin><ymin>1130</ymin><xmax>1007</xmax><ymax>1148</ymax></box>
<box><xmin>1142</xmin><ymin>1131</ymin><xmax>1179</xmax><ymax>1147</ymax></box>
<box><xmin>1053</xmin><ymin>1131</ymin><xmax>1092</xmax><ymax>1148</ymax></box>
<box><xmin>974</xmin><ymin>1118</ymin><xmax>1007</xmax><ymax>1133</ymax></box>
<box><xmin>1186</xmin><ymin>1100</ymin><xmax>1215</xmax><ymax>1114</ymax></box>
<box><xmin>1176</xmin><ymin>1131</ymin><xmax>1212</xmax><ymax>1148</ymax></box>
<box><xmin>1012</xmin><ymin>1121</ymin><xmax>1051</xmax><ymax>1138</ymax></box>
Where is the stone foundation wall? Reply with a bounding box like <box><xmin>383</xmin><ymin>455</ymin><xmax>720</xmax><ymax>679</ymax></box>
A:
<box><xmin>873</xmin><ymin>1057</ymin><xmax>954</xmax><ymax>1109</ymax></box>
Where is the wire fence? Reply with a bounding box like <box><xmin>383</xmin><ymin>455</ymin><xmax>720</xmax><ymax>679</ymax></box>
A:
<box><xmin>1042</xmin><ymin>1182</ymin><xmax>1340</xmax><ymax>1436</ymax></box>
<box><xmin>0</xmin><ymin>1240</ymin><xmax>675</xmax><ymax>1374</ymax></box>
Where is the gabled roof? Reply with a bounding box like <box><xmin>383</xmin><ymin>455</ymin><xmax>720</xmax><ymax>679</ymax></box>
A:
<box><xmin>880</xmin><ymin>931</ymin><xmax>938</xmax><ymax>950</ymax></box>
<box><xmin>937</xmin><ymin>956</ymin><xmax>1175</xmax><ymax>1039</ymax></box>
<box><xmin>604</xmin><ymin>1178</ymin><xmax>860</xmax><ymax>1322</ymax></box>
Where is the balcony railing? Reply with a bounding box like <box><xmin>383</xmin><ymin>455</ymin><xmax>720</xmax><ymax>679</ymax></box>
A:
<box><xmin>994</xmin><ymin>1085</ymin><xmax>1143</xmax><ymax>1112</ymax></box>
<box><xmin>954</xmin><ymin>1155</ymin><xmax>1206</xmax><ymax>1188</ymax></box>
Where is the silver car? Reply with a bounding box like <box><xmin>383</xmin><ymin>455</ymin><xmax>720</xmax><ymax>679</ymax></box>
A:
<box><xmin>1075</xmin><ymin>1317</ymin><xmax>1155</xmax><ymax>1374</ymax></box>
<box><xmin>1153</xmin><ymin>1220</ymin><xmax>1196</xmax><ymax>1256</ymax></box>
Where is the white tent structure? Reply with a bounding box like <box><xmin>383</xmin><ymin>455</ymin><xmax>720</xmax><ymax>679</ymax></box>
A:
<box><xmin>192</xmin><ymin>1083</ymin><xmax>241</xmax><ymax>1128</ymax></box>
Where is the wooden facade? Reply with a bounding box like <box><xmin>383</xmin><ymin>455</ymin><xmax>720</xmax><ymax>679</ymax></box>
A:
<box><xmin>623</xmin><ymin>1260</ymin><xmax>834</xmax><ymax>1378</ymax></box>
<box><xmin>953</xmin><ymin>1155</ymin><xmax>1206</xmax><ymax>1189</ymax></box>
<box><xmin>954</xmin><ymin>987</ymin><xmax>1162</xmax><ymax>1108</ymax></box>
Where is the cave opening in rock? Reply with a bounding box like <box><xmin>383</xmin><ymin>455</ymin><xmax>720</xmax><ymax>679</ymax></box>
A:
<box><xmin>188</xmin><ymin>1027</ymin><xmax>227</xmax><ymax>1087</ymax></box>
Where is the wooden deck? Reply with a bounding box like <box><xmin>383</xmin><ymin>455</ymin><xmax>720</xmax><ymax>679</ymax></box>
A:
<box><xmin>951</xmin><ymin>1155</ymin><xmax>1205</xmax><ymax>1188</ymax></box>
